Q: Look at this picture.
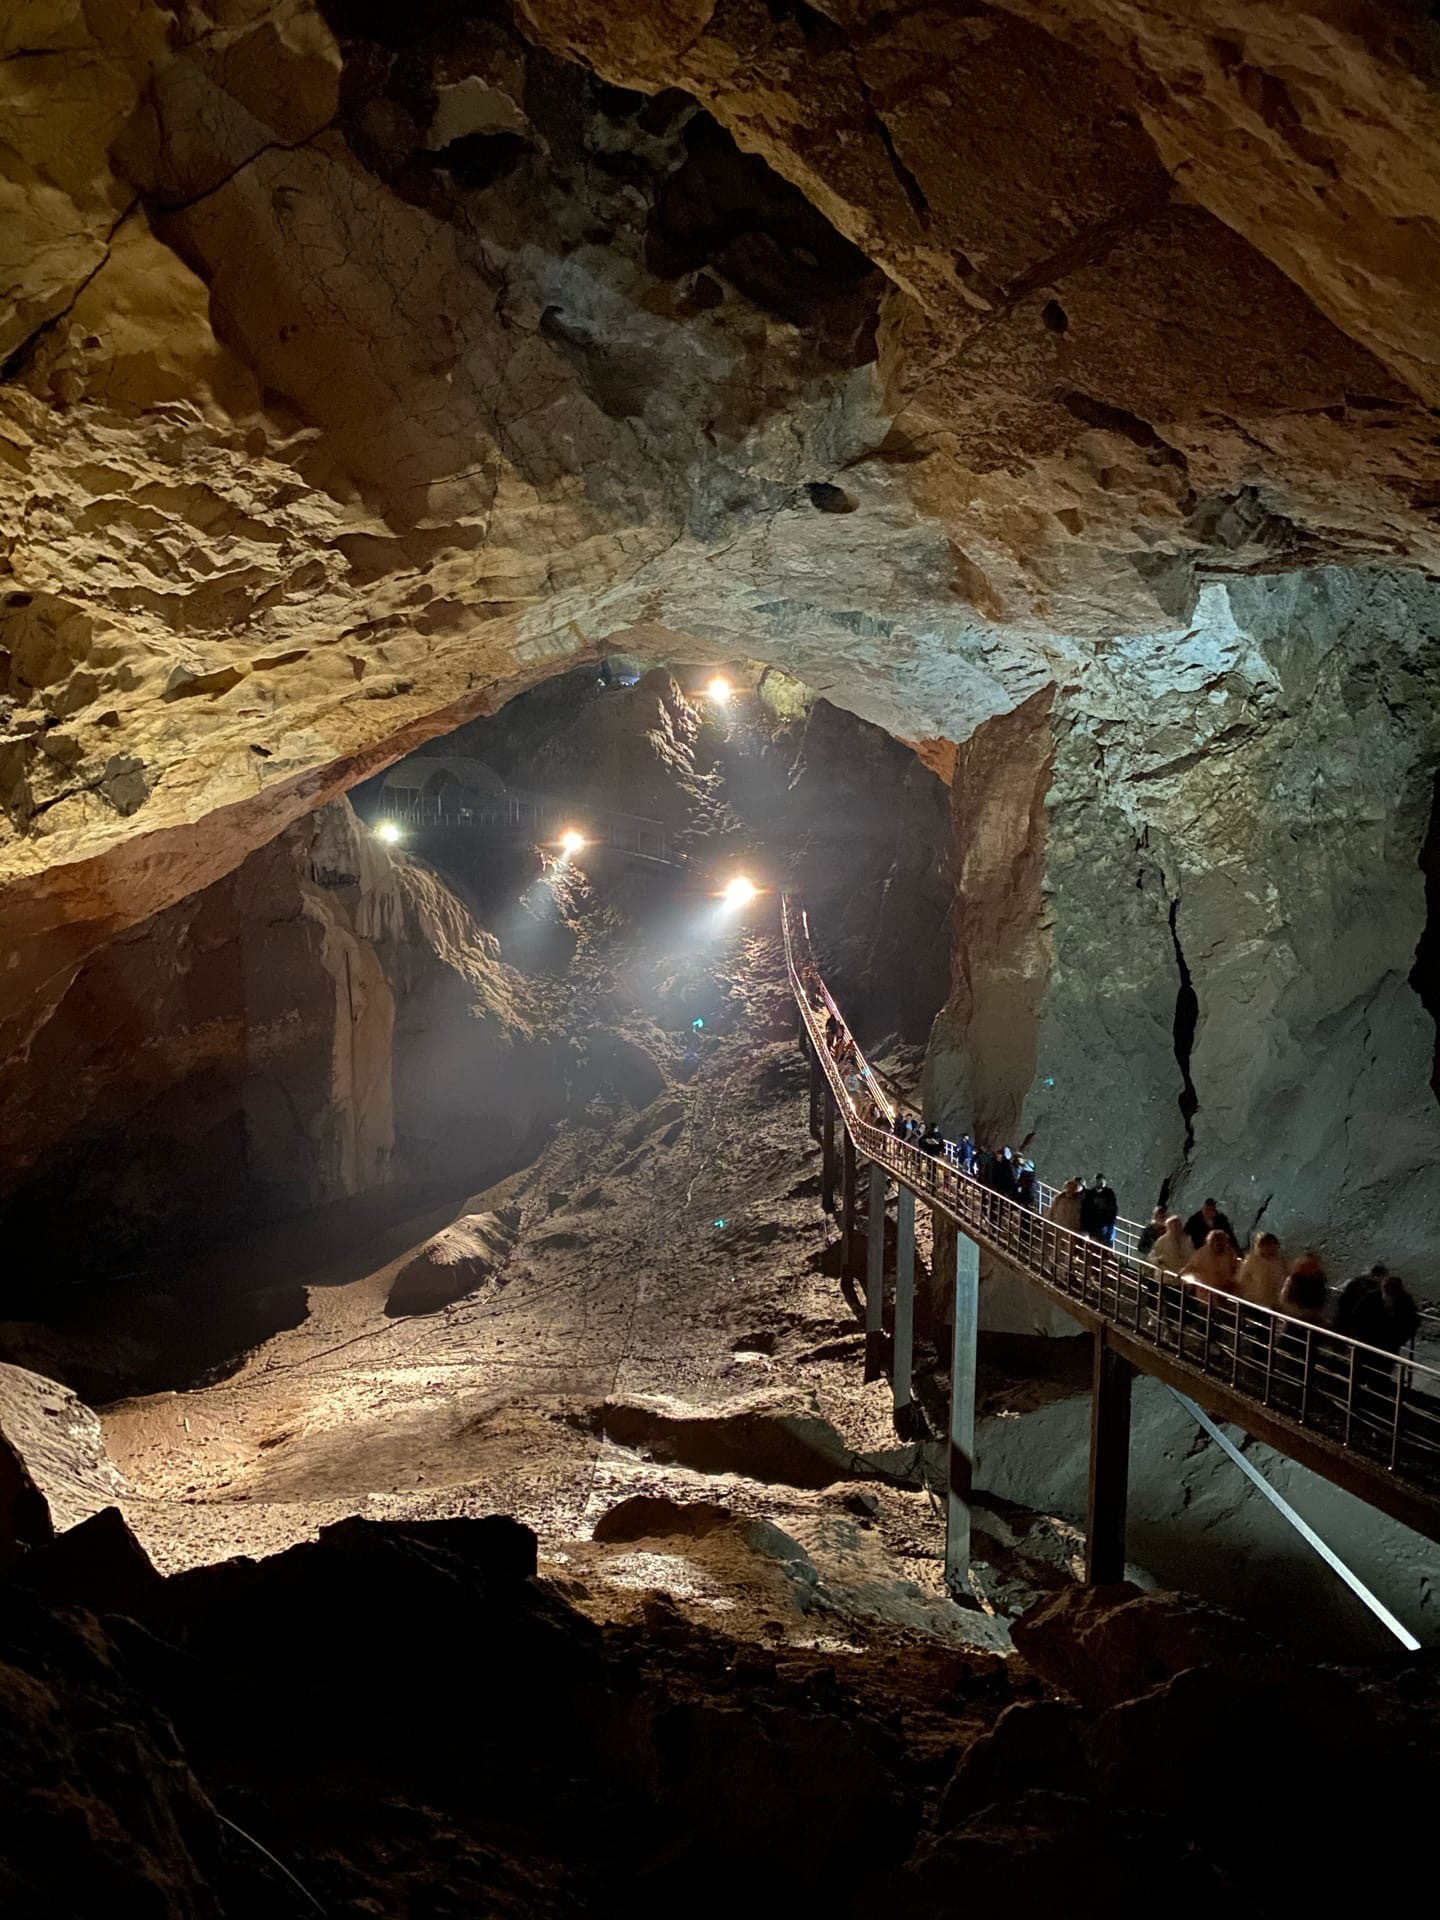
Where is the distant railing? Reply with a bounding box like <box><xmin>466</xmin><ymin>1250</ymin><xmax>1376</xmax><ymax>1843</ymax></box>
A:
<box><xmin>783</xmin><ymin>897</ymin><xmax>1440</xmax><ymax>1496</ymax></box>
<box><xmin>380</xmin><ymin>788</ymin><xmax>680</xmax><ymax>864</ymax></box>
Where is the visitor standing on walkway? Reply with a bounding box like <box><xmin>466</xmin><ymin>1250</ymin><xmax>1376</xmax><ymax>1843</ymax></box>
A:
<box><xmin>1138</xmin><ymin>1205</ymin><xmax>1167</xmax><ymax>1256</ymax></box>
<box><xmin>1082</xmin><ymin>1175</ymin><xmax>1118</xmax><ymax>1247</ymax></box>
<box><xmin>1184</xmin><ymin>1197</ymin><xmax>1237</xmax><ymax>1251</ymax></box>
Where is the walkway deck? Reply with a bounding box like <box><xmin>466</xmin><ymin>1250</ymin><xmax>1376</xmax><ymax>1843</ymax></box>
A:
<box><xmin>378</xmin><ymin>787</ymin><xmax>681</xmax><ymax>865</ymax></box>
<box><xmin>782</xmin><ymin>897</ymin><xmax>1440</xmax><ymax>1552</ymax></box>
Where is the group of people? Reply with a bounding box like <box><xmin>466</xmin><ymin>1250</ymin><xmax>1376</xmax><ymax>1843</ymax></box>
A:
<box><xmin>802</xmin><ymin>961</ymin><xmax>1425</xmax><ymax>1359</ymax></box>
<box><xmin>1128</xmin><ymin>1197</ymin><xmax>1421</xmax><ymax>1353</ymax></box>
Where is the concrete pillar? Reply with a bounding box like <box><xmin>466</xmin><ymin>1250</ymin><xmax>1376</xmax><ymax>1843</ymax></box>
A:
<box><xmin>894</xmin><ymin>1184</ymin><xmax>916</xmax><ymax>1419</ymax></box>
<box><xmin>931</xmin><ymin>1209</ymin><xmax>958</xmax><ymax>1330</ymax></box>
<box><xmin>1085</xmin><ymin>1327</ymin><xmax>1134</xmax><ymax>1584</ymax></box>
<box><xmin>945</xmin><ymin>1230</ymin><xmax>980</xmax><ymax>1596</ymax></box>
<box><xmin>821</xmin><ymin>1091</ymin><xmax>837</xmax><ymax>1214</ymax></box>
<box><xmin>866</xmin><ymin>1159</ymin><xmax>886</xmax><ymax>1380</ymax></box>
<box><xmin>841</xmin><ymin>1130</ymin><xmax>858</xmax><ymax>1281</ymax></box>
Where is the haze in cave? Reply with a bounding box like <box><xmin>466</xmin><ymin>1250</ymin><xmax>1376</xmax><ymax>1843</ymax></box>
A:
<box><xmin>3</xmin><ymin>3</ymin><xmax>1440</xmax><ymax>1912</ymax></box>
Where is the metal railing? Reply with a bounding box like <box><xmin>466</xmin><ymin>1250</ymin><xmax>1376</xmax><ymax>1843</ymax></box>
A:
<box><xmin>784</xmin><ymin>897</ymin><xmax>1440</xmax><ymax>1497</ymax></box>
<box><xmin>379</xmin><ymin>787</ymin><xmax>679</xmax><ymax>864</ymax></box>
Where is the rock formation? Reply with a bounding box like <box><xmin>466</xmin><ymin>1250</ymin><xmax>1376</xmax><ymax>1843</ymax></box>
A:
<box><xmin>0</xmin><ymin>799</ymin><xmax>546</xmax><ymax>1287</ymax></box>
<box><xmin>928</xmin><ymin>567</ymin><xmax>1440</xmax><ymax>1279</ymax></box>
<box><xmin>8</xmin><ymin>0</ymin><xmax>1440</xmax><ymax>1090</ymax></box>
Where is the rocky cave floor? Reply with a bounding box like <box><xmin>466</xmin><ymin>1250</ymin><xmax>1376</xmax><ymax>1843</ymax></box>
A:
<box><xmin>6</xmin><ymin>884</ymin><xmax>1440</xmax><ymax>1913</ymax></box>
<box><xmin>96</xmin><ymin>912</ymin><xmax>1075</xmax><ymax>1646</ymax></box>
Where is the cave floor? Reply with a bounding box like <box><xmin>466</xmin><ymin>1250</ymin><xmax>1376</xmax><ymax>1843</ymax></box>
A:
<box><xmin>105</xmin><ymin>925</ymin><xmax>1061</xmax><ymax>1651</ymax></box>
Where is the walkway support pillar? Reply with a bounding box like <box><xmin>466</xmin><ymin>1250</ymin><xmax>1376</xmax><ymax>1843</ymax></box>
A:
<box><xmin>821</xmin><ymin>1092</ymin><xmax>837</xmax><ymax>1214</ymax></box>
<box><xmin>1086</xmin><ymin>1327</ymin><xmax>1135</xmax><ymax>1584</ymax></box>
<box><xmin>866</xmin><ymin>1160</ymin><xmax>886</xmax><ymax>1380</ymax></box>
<box><xmin>808</xmin><ymin>1045</ymin><xmax>823</xmax><ymax>1142</ymax></box>
<box><xmin>945</xmin><ymin>1231</ymin><xmax>980</xmax><ymax>1596</ymax></box>
<box><xmin>893</xmin><ymin>1185</ymin><xmax>916</xmax><ymax>1422</ymax></box>
<box><xmin>841</xmin><ymin>1131</ymin><xmax>859</xmax><ymax>1283</ymax></box>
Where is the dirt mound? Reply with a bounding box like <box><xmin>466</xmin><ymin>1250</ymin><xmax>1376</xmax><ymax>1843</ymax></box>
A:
<box><xmin>385</xmin><ymin>1207</ymin><xmax>521</xmax><ymax>1316</ymax></box>
<box><xmin>592</xmin><ymin>1495</ymin><xmax>737</xmax><ymax>1543</ymax></box>
<box><xmin>1011</xmin><ymin>1582</ymin><xmax>1268</xmax><ymax>1710</ymax></box>
<box><xmin>577</xmin><ymin>1395</ymin><xmax>922</xmax><ymax>1491</ymax></box>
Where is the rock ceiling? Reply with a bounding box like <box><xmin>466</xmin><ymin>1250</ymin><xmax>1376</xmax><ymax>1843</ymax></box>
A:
<box><xmin>4</xmin><ymin>0</ymin><xmax>1440</xmax><ymax>1053</ymax></box>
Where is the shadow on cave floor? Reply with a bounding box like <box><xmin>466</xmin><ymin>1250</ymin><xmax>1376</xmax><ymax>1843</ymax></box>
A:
<box><xmin>0</xmin><ymin>1144</ymin><xmax>565</xmax><ymax>1405</ymax></box>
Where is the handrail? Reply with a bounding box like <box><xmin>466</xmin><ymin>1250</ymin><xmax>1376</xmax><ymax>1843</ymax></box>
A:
<box><xmin>782</xmin><ymin>895</ymin><xmax>1440</xmax><ymax>1498</ymax></box>
<box><xmin>380</xmin><ymin>787</ymin><xmax>680</xmax><ymax>863</ymax></box>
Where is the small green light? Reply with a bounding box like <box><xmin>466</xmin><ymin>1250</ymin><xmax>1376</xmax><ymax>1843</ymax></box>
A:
<box><xmin>714</xmin><ymin>1217</ymin><xmax>726</xmax><ymax>1229</ymax></box>
<box><xmin>692</xmin><ymin>1017</ymin><xmax>705</xmax><ymax>1030</ymax></box>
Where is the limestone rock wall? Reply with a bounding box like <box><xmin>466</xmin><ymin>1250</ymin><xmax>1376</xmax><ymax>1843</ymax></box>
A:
<box><xmin>928</xmin><ymin>569</ymin><xmax>1440</xmax><ymax>1287</ymax></box>
<box><xmin>0</xmin><ymin>800</ymin><xmax>542</xmax><ymax>1288</ymax></box>
<box><xmin>9</xmin><ymin>0</ymin><xmax>1440</xmax><ymax>1075</ymax></box>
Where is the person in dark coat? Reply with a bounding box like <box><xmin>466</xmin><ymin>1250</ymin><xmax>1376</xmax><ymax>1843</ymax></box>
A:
<box><xmin>1335</xmin><ymin>1266</ymin><xmax>1420</xmax><ymax>1353</ymax></box>
<box><xmin>991</xmin><ymin>1148</ymin><xmax>1019</xmax><ymax>1200</ymax></box>
<box><xmin>917</xmin><ymin>1124</ymin><xmax>946</xmax><ymax>1158</ymax></box>
<box><xmin>975</xmin><ymin>1146</ymin><xmax>997</xmax><ymax>1189</ymax></box>
<box><xmin>1082</xmin><ymin>1175</ymin><xmax>1119</xmax><ymax>1247</ymax></box>
<box><xmin>1016</xmin><ymin>1161</ymin><xmax>1039</xmax><ymax>1210</ymax></box>
<box><xmin>1184</xmin><ymin>1197</ymin><xmax>1236</xmax><ymax>1251</ymax></box>
<box><xmin>958</xmin><ymin>1134</ymin><xmax>977</xmax><ymax>1175</ymax></box>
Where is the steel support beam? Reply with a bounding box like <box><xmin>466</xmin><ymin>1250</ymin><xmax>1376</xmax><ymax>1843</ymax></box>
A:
<box><xmin>866</xmin><ymin>1160</ymin><xmax>886</xmax><ymax>1380</ymax></box>
<box><xmin>821</xmin><ymin>1091</ymin><xmax>837</xmax><ymax>1214</ymax></box>
<box><xmin>808</xmin><ymin>1044</ymin><xmax>823</xmax><ymax>1142</ymax></box>
<box><xmin>1086</xmin><ymin>1327</ymin><xmax>1135</xmax><ymax>1584</ymax></box>
<box><xmin>894</xmin><ymin>1185</ymin><xmax>916</xmax><ymax>1419</ymax></box>
<box><xmin>1169</xmin><ymin>1389</ymin><xmax>1420</xmax><ymax>1651</ymax></box>
<box><xmin>945</xmin><ymin>1231</ymin><xmax>980</xmax><ymax>1595</ymax></box>
<box><xmin>841</xmin><ymin>1130</ymin><xmax>859</xmax><ymax>1282</ymax></box>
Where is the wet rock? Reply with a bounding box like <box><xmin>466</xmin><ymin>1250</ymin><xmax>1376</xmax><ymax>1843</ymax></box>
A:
<box><xmin>386</xmin><ymin>1205</ymin><xmax>521</xmax><ymax>1316</ymax></box>
<box><xmin>1011</xmin><ymin>1582</ymin><xmax>1266</xmax><ymax>1709</ymax></box>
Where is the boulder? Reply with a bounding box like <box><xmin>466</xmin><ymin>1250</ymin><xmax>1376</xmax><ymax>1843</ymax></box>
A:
<box><xmin>0</xmin><ymin>1430</ymin><xmax>52</xmax><ymax>1577</ymax></box>
<box><xmin>385</xmin><ymin>1206</ymin><xmax>521</xmax><ymax>1316</ymax></box>
<box><xmin>0</xmin><ymin>1363</ymin><xmax>126</xmax><ymax>1540</ymax></box>
<box><xmin>14</xmin><ymin>1506</ymin><xmax>162</xmax><ymax>1620</ymax></box>
<box><xmin>937</xmin><ymin>1699</ymin><xmax>1087</xmax><ymax>1825</ymax></box>
<box><xmin>1011</xmin><ymin>1582</ymin><xmax>1266</xmax><ymax>1709</ymax></box>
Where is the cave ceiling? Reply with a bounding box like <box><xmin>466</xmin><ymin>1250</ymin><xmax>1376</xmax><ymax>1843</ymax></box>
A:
<box><xmin>4</xmin><ymin>0</ymin><xmax>1440</xmax><ymax>1050</ymax></box>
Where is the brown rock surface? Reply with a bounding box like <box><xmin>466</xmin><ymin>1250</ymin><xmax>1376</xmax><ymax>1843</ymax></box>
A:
<box><xmin>7</xmin><ymin>0</ymin><xmax>1440</xmax><ymax>1061</ymax></box>
<box><xmin>1010</xmin><ymin>1579</ymin><xmax>1264</xmax><ymax>1709</ymax></box>
<box><xmin>386</xmin><ymin>1204</ymin><xmax>521</xmax><ymax>1315</ymax></box>
<box><xmin>0</xmin><ymin>798</ymin><xmax>544</xmax><ymax>1275</ymax></box>
<box><xmin>0</xmin><ymin>1361</ymin><xmax>126</xmax><ymax>1535</ymax></box>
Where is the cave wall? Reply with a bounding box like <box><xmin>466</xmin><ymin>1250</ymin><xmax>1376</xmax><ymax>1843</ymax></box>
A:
<box><xmin>0</xmin><ymin>800</ymin><xmax>541</xmax><ymax>1292</ymax></box>
<box><xmin>928</xmin><ymin>568</ymin><xmax>1440</xmax><ymax>1286</ymax></box>
<box><xmin>11</xmin><ymin>0</ymin><xmax>1440</xmax><ymax>1068</ymax></box>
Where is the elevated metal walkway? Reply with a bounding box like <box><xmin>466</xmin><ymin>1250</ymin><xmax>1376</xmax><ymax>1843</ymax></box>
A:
<box><xmin>782</xmin><ymin>896</ymin><xmax>1440</xmax><ymax>1602</ymax></box>
<box><xmin>379</xmin><ymin>786</ymin><xmax>682</xmax><ymax>865</ymax></box>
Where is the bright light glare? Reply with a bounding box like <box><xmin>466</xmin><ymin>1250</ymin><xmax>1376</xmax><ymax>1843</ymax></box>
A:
<box><xmin>723</xmin><ymin>875</ymin><xmax>758</xmax><ymax>907</ymax></box>
<box><xmin>560</xmin><ymin>830</ymin><xmax>586</xmax><ymax>856</ymax></box>
<box><xmin>707</xmin><ymin>675</ymin><xmax>733</xmax><ymax>705</ymax></box>
<box><xmin>377</xmin><ymin>821</ymin><xmax>401</xmax><ymax>844</ymax></box>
